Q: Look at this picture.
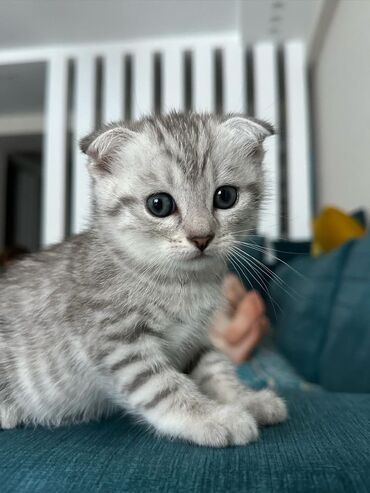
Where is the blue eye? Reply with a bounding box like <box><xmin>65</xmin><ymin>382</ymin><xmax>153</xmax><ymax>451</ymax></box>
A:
<box><xmin>213</xmin><ymin>186</ymin><xmax>238</xmax><ymax>209</ymax></box>
<box><xmin>146</xmin><ymin>193</ymin><xmax>177</xmax><ymax>218</ymax></box>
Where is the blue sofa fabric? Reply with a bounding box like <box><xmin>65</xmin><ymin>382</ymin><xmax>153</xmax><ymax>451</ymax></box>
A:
<box><xmin>0</xmin><ymin>383</ymin><xmax>369</xmax><ymax>492</ymax></box>
<box><xmin>270</xmin><ymin>234</ymin><xmax>370</xmax><ymax>393</ymax></box>
<box><xmin>2</xmin><ymin>233</ymin><xmax>370</xmax><ymax>492</ymax></box>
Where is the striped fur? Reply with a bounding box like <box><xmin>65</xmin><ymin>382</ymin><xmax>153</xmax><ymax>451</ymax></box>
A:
<box><xmin>0</xmin><ymin>112</ymin><xmax>286</xmax><ymax>446</ymax></box>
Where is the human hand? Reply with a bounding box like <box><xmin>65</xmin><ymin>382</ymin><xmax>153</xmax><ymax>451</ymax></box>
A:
<box><xmin>210</xmin><ymin>274</ymin><xmax>269</xmax><ymax>364</ymax></box>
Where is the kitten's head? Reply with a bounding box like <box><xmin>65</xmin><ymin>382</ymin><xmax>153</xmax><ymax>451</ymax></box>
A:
<box><xmin>81</xmin><ymin>112</ymin><xmax>273</xmax><ymax>274</ymax></box>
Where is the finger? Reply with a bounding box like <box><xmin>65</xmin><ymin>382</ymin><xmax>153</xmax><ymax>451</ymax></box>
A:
<box><xmin>224</xmin><ymin>292</ymin><xmax>265</xmax><ymax>344</ymax></box>
<box><xmin>209</xmin><ymin>325</ymin><xmax>233</xmax><ymax>354</ymax></box>
<box><xmin>223</xmin><ymin>274</ymin><xmax>246</xmax><ymax>310</ymax></box>
<box><xmin>227</xmin><ymin>326</ymin><xmax>262</xmax><ymax>364</ymax></box>
<box><xmin>238</xmin><ymin>290</ymin><xmax>265</xmax><ymax>318</ymax></box>
<box><xmin>259</xmin><ymin>315</ymin><xmax>270</xmax><ymax>336</ymax></box>
<box><xmin>228</xmin><ymin>315</ymin><xmax>269</xmax><ymax>364</ymax></box>
<box><xmin>212</xmin><ymin>315</ymin><xmax>270</xmax><ymax>364</ymax></box>
<box><xmin>209</xmin><ymin>310</ymin><xmax>230</xmax><ymax>337</ymax></box>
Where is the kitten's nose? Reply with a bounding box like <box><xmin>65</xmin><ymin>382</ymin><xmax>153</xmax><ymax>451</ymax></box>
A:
<box><xmin>188</xmin><ymin>234</ymin><xmax>214</xmax><ymax>252</ymax></box>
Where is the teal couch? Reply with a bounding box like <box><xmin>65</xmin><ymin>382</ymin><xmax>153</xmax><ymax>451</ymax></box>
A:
<box><xmin>1</xmin><ymin>235</ymin><xmax>370</xmax><ymax>492</ymax></box>
<box><xmin>0</xmin><ymin>349</ymin><xmax>369</xmax><ymax>493</ymax></box>
<box><xmin>271</xmin><ymin>234</ymin><xmax>370</xmax><ymax>393</ymax></box>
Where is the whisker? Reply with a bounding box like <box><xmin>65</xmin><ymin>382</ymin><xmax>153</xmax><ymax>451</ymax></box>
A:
<box><xmin>229</xmin><ymin>248</ymin><xmax>281</xmax><ymax>317</ymax></box>
<box><xmin>235</xmin><ymin>241</ymin><xmax>307</xmax><ymax>280</ymax></box>
<box><xmin>232</xmin><ymin>245</ymin><xmax>303</xmax><ymax>302</ymax></box>
<box><xmin>232</xmin><ymin>235</ymin><xmax>310</xmax><ymax>256</ymax></box>
<box><xmin>227</xmin><ymin>254</ymin><xmax>255</xmax><ymax>293</ymax></box>
<box><xmin>230</xmin><ymin>255</ymin><xmax>280</xmax><ymax>322</ymax></box>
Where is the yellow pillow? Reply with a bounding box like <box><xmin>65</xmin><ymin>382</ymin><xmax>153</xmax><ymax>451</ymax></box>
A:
<box><xmin>312</xmin><ymin>207</ymin><xmax>366</xmax><ymax>256</ymax></box>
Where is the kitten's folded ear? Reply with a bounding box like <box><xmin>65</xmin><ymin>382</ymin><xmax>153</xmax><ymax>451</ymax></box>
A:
<box><xmin>80</xmin><ymin>123</ymin><xmax>136</xmax><ymax>175</ymax></box>
<box><xmin>221</xmin><ymin>115</ymin><xmax>275</xmax><ymax>143</ymax></box>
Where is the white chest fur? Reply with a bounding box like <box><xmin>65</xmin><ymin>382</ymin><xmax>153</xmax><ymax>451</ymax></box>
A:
<box><xmin>159</xmin><ymin>280</ymin><xmax>223</xmax><ymax>367</ymax></box>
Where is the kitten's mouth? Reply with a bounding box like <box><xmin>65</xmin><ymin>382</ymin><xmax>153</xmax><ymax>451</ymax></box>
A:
<box><xmin>186</xmin><ymin>251</ymin><xmax>208</xmax><ymax>261</ymax></box>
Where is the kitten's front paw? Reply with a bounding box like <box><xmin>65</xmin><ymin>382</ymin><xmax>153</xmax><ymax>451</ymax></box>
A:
<box><xmin>242</xmin><ymin>389</ymin><xmax>288</xmax><ymax>426</ymax></box>
<box><xmin>194</xmin><ymin>405</ymin><xmax>259</xmax><ymax>447</ymax></box>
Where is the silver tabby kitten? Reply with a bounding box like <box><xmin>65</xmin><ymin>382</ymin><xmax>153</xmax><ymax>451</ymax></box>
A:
<box><xmin>0</xmin><ymin>112</ymin><xmax>287</xmax><ymax>446</ymax></box>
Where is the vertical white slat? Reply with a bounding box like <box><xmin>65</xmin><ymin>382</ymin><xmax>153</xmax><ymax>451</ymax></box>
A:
<box><xmin>285</xmin><ymin>41</ymin><xmax>311</xmax><ymax>240</ymax></box>
<box><xmin>194</xmin><ymin>45</ymin><xmax>214</xmax><ymax>112</ymax></box>
<box><xmin>42</xmin><ymin>54</ymin><xmax>68</xmax><ymax>246</ymax></box>
<box><xmin>223</xmin><ymin>41</ymin><xmax>246</xmax><ymax>114</ymax></box>
<box><xmin>163</xmin><ymin>45</ymin><xmax>184</xmax><ymax>113</ymax></box>
<box><xmin>72</xmin><ymin>54</ymin><xmax>96</xmax><ymax>234</ymax></box>
<box><xmin>254</xmin><ymin>42</ymin><xmax>279</xmax><ymax>240</ymax></box>
<box><xmin>132</xmin><ymin>48</ymin><xmax>153</xmax><ymax>119</ymax></box>
<box><xmin>102</xmin><ymin>50</ymin><xmax>124</xmax><ymax>124</ymax></box>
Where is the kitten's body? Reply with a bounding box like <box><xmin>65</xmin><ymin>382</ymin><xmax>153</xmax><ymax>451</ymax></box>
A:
<box><xmin>0</xmin><ymin>112</ymin><xmax>287</xmax><ymax>445</ymax></box>
<box><xmin>0</xmin><ymin>231</ymin><xmax>221</xmax><ymax>425</ymax></box>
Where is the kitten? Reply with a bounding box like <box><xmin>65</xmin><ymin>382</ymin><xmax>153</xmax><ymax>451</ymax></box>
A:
<box><xmin>0</xmin><ymin>112</ymin><xmax>287</xmax><ymax>446</ymax></box>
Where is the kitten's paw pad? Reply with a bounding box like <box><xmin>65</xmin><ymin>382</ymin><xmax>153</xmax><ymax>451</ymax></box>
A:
<box><xmin>243</xmin><ymin>390</ymin><xmax>288</xmax><ymax>426</ymax></box>
<box><xmin>198</xmin><ymin>405</ymin><xmax>259</xmax><ymax>447</ymax></box>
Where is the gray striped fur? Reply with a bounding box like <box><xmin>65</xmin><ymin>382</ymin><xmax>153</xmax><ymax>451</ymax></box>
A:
<box><xmin>0</xmin><ymin>112</ymin><xmax>286</xmax><ymax>446</ymax></box>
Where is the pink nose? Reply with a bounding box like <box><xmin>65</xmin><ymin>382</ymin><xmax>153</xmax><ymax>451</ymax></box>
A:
<box><xmin>188</xmin><ymin>235</ymin><xmax>214</xmax><ymax>252</ymax></box>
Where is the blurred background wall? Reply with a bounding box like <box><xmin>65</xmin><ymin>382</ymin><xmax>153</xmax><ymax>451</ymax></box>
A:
<box><xmin>313</xmin><ymin>0</ymin><xmax>370</xmax><ymax>214</ymax></box>
<box><xmin>1</xmin><ymin>0</ymin><xmax>368</xmax><ymax>255</ymax></box>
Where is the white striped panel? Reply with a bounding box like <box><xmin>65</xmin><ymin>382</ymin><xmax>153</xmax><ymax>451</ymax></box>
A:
<box><xmin>72</xmin><ymin>54</ymin><xmax>96</xmax><ymax>234</ymax></box>
<box><xmin>163</xmin><ymin>46</ymin><xmax>184</xmax><ymax>113</ymax></box>
<box><xmin>253</xmin><ymin>42</ymin><xmax>279</xmax><ymax>240</ymax></box>
<box><xmin>223</xmin><ymin>42</ymin><xmax>246</xmax><ymax>114</ymax></box>
<box><xmin>132</xmin><ymin>48</ymin><xmax>153</xmax><ymax>119</ymax></box>
<box><xmin>194</xmin><ymin>45</ymin><xmax>214</xmax><ymax>112</ymax></box>
<box><xmin>285</xmin><ymin>41</ymin><xmax>311</xmax><ymax>240</ymax></box>
<box><xmin>42</xmin><ymin>55</ymin><xmax>68</xmax><ymax>246</ymax></box>
<box><xmin>102</xmin><ymin>50</ymin><xmax>124</xmax><ymax>124</ymax></box>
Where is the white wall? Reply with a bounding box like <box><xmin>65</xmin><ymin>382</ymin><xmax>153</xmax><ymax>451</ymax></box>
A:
<box><xmin>314</xmin><ymin>0</ymin><xmax>370</xmax><ymax>216</ymax></box>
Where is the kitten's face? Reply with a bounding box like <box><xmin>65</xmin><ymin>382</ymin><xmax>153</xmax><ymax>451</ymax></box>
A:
<box><xmin>81</xmin><ymin>113</ymin><xmax>273</xmax><ymax>274</ymax></box>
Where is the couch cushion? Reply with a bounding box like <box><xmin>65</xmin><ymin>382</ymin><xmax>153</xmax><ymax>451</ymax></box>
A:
<box><xmin>0</xmin><ymin>389</ymin><xmax>369</xmax><ymax>493</ymax></box>
<box><xmin>271</xmin><ymin>242</ymin><xmax>351</xmax><ymax>385</ymax></box>
<box><xmin>318</xmin><ymin>235</ymin><xmax>370</xmax><ymax>391</ymax></box>
<box><xmin>271</xmin><ymin>234</ymin><xmax>370</xmax><ymax>393</ymax></box>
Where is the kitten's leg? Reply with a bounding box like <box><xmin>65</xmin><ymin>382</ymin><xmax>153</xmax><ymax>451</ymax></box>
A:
<box><xmin>93</xmin><ymin>329</ymin><xmax>258</xmax><ymax>447</ymax></box>
<box><xmin>190</xmin><ymin>349</ymin><xmax>288</xmax><ymax>426</ymax></box>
